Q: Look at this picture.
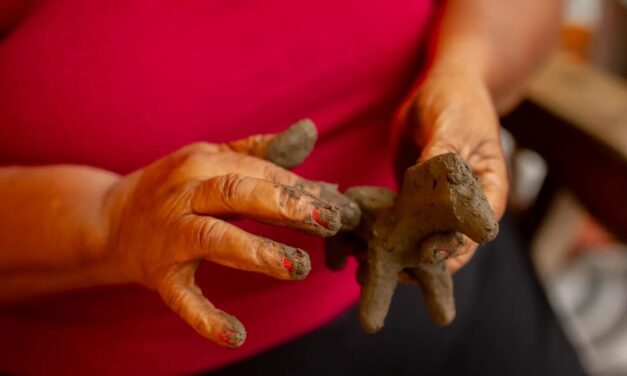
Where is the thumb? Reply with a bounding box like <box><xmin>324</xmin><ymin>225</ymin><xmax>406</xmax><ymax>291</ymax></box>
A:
<box><xmin>222</xmin><ymin>119</ymin><xmax>318</xmax><ymax>169</ymax></box>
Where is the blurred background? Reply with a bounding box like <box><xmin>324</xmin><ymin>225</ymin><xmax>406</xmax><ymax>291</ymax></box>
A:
<box><xmin>503</xmin><ymin>0</ymin><xmax>627</xmax><ymax>374</ymax></box>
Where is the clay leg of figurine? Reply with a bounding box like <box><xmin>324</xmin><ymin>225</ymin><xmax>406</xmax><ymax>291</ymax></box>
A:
<box><xmin>359</xmin><ymin>251</ymin><xmax>402</xmax><ymax>333</ymax></box>
<box><xmin>410</xmin><ymin>264</ymin><xmax>455</xmax><ymax>326</ymax></box>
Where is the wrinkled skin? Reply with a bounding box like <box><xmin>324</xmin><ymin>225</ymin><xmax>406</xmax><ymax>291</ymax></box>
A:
<box><xmin>394</xmin><ymin>71</ymin><xmax>509</xmax><ymax>274</ymax></box>
<box><xmin>100</xmin><ymin>123</ymin><xmax>342</xmax><ymax>348</ymax></box>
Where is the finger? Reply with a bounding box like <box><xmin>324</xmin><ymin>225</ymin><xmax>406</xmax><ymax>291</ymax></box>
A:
<box><xmin>401</xmin><ymin>232</ymin><xmax>464</xmax><ymax>283</ymax></box>
<box><xmin>159</xmin><ymin>263</ymin><xmax>246</xmax><ymax>348</ymax></box>
<box><xmin>317</xmin><ymin>182</ymin><xmax>362</xmax><ymax>231</ymax></box>
<box><xmin>171</xmin><ymin>142</ymin><xmax>326</xmax><ymax>200</ymax></box>
<box><xmin>180</xmin><ymin>216</ymin><xmax>311</xmax><ymax>280</ymax></box>
<box><xmin>191</xmin><ymin>174</ymin><xmax>341</xmax><ymax>236</ymax></box>
<box><xmin>477</xmin><ymin>168</ymin><xmax>508</xmax><ymax>221</ymax></box>
<box><xmin>221</xmin><ymin>119</ymin><xmax>318</xmax><ymax>169</ymax></box>
<box><xmin>416</xmin><ymin>232</ymin><xmax>464</xmax><ymax>264</ymax></box>
<box><xmin>446</xmin><ymin>241</ymin><xmax>478</xmax><ymax>274</ymax></box>
<box><xmin>222</xmin><ymin>153</ymin><xmax>323</xmax><ymax>197</ymax></box>
<box><xmin>173</xmin><ymin>145</ymin><xmax>315</xmax><ymax>193</ymax></box>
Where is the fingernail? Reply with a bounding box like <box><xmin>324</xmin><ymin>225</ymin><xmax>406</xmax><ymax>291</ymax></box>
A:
<box><xmin>338</xmin><ymin>200</ymin><xmax>361</xmax><ymax>230</ymax></box>
<box><xmin>220</xmin><ymin>328</ymin><xmax>245</xmax><ymax>348</ymax></box>
<box><xmin>219</xmin><ymin>330</ymin><xmax>236</xmax><ymax>346</ymax></box>
<box><xmin>311</xmin><ymin>207</ymin><xmax>341</xmax><ymax>233</ymax></box>
<box><xmin>434</xmin><ymin>248</ymin><xmax>450</xmax><ymax>263</ymax></box>
<box><xmin>216</xmin><ymin>312</ymin><xmax>246</xmax><ymax>348</ymax></box>
<box><xmin>281</xmin><ymin>257</ymin><xmax>294</xmax><ymax>272</ymax></box>
<box><xmin>282</xmin><ymin>247</ymin><xmax>311</xmax><ymax>280</ymax></box>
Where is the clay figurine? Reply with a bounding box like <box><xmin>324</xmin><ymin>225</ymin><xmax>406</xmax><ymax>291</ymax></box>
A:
<box><xmin>326</xmin><ymin>153</ymin><xmax>499</xmax><ymax>332</ymax></box>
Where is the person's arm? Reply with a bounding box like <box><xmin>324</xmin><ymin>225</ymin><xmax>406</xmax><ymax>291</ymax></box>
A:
<box><xmin>395</xmin><ymin>0</ymin><xmax>564</xmax><ymax>272</ymax></box>
<box><xmin>432</xmin><ymin>0</ymin><xmax>564</xmax><ymax>113</ymax></box>
<box><xmin>0</xmin><ymin>166</ymin><xmax>119</xmax><ymax>298</ymax></box>
<box><xmin>0</xmin><ymin>124</ymin><xmax>342</xmax><ymax>348</ymax></box>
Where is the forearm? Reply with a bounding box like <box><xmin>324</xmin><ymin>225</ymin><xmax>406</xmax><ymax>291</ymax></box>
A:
<box><xmin>430</xmin><ymin>0</ymin><xmax>564</xmax><ymax>113</ymax></box>
<box><xmin>0</xmin><ymin>165</ymin><xmax>120</xmax><ymax>301</ymax></box>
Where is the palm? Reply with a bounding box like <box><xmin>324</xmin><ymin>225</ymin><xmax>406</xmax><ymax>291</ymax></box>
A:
<box><xmin>393</xmin><ymin>73</ymin><xmax>508</xmax><ymax>273</ymax></box>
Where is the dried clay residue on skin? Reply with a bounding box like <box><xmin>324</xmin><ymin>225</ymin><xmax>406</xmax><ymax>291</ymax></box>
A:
<box><xmin>218</xmin><ymin>312</ymin><xmax>246</xmax><ymax>348</ymax></box>
<box><xmin>281</xmin><ymin>246</ymin><xmax>310</xmax><ymax>280</ymax></box>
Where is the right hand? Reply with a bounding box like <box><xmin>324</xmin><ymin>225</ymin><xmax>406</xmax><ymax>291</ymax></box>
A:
<box><xmin>100</xmin><ymin>121</ymin><xmax>341</xmax><ymax>348</ymax></box>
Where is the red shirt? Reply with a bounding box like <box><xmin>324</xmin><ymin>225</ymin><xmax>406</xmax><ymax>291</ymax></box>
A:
<box><xmin>0</xmin><ymin>0</ymin><xmax>434</xmax><ymax>374</ymax></box>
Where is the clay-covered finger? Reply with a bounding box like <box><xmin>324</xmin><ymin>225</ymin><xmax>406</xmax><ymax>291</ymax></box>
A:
<box><xmin>192</xmin><ymin>174</ymin><xmax>341</xmax><ymax>236</ymax></box>
<box><xmin>222</xmin><ymin>119</ymin><xmax>318</xmax><ymax>169</ymax></box>
<box><xmin>159</xmin><ymin>264</ymin><xmax>246</xmax><ymax>348</ymax></box>
<box><xmin>317</xmin><ymin>182</ymin><xmax>362</xmax><ymax>231</ymax></box>
<box><xmin>416</xmin><ymin>232</ymin><xmax>464</xmax><ymax>264</ymax></box>
<box><xmin>446</xmin><ymin>240</ymin><xmax>478</xmax><ymax>274</ymax></box>
<box><xmin>181</xmin><ymin>216</ymin><xmax>311</xmax><ymax>280</ymax></box>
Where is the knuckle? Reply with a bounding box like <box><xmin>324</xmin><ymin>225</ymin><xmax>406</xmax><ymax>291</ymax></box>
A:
<box><xmin>261</xmin><ymin>162</ymin><xmax>294</xmax><ymax>185</ymax></box>
<box><xmin>181</xmin><ymin>142</ymin><xmax>214</xmax><ymax>154</ymax></box>
<box><xmin>262</xmin><ymin>163</ymin><xmax>281</xmax><ymax>182</ymax></box>
<box><xmin>173</xmin><ymin>142</ymin><xmax>219</xmax><ymax>167</ymax></box>
<box><xmin>278</xmin><ymin>186</ymin><xmax>305</xmax><ymax>218</ymax></box>
<box><xmin>216</xmin><ymin>174</ymin><xmax>244</xmax><ymax>202</ymax></box>
<box><xmin>195</xmin><ymin>219</ymin><xmax>224</xmax><ymax>251</ymax></box>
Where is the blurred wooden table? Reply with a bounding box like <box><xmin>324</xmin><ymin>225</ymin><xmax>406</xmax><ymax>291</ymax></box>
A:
<box><xmin>503</xmin><ymin>53</ymin><xmax>627</xmax><ymax>242</ymax></box>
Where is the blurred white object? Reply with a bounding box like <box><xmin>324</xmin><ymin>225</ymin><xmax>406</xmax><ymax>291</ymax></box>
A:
<box><xmin>546</xmin><ymin>247</ymin><xmax>627</xmax><ymax>375</ymax></box>
<box><xmin>565</xmin><ymin>0</ymin><xmax>603</xmax><ymax>27</ymax></box>
<box><xmin>513</xmin><ymin>149</ymin><xmax>547</xmax><ymax>208</ymax></box>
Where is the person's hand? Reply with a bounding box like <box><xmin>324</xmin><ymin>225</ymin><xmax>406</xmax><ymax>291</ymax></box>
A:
<box><xmin>393</xmin><ymin>69</ymin><xmax>509</xmax><ymax>274</ymax></box>
<box><xmin>99</xmin><ymin>121</ymin><xmax>341</xmax><ymax>348</ymax></box>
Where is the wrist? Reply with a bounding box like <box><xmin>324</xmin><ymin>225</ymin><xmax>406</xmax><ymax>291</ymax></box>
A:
<box><xmin>429</xmin><ymin>34</ymin><xmax>491</xmax><ymax>84</ymax></box>
<box><xmin>70</xmin><ymin>168</ymin><xmax>127</xmax><ymax>286</ymax></box>
<box><xmin>0</xmin><ymin>166</ymin><xmax>125</xmax><ymax>301</ymax></box>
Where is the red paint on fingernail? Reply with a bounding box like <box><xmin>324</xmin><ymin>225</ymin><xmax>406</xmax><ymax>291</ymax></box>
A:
<box><xmin>312</xmin><ymin>208</ymin><xmax>321</xmax><ymax>222</ymax></box>
<box><xmin>281</xmin><ymin>257</ymin><xmax>294</xmax><ymax>272</ymax></box>
<box><xmin>312</xmin><ymin>208</ymin><xmax>328</xmax><ymax>228</ymax></box>
<box><xmin>220</xmin><ymin>329</ymin><xmax>238</xmax><ymax>347</ymax></box>
<box><xmin>220</xmin><ymin>331</ymin><xmax>233</xmax><ymax>345</ymax></box>
<box><xmin>435</xmin><ymin>248</ymin><xmax>450</xmax><ymax>262</ymax></box>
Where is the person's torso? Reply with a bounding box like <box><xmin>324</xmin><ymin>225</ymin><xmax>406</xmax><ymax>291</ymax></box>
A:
<box><xmin>0</xmin><ymin>1</ymin><xmax>434</xmax><ymax>374</ymax></box>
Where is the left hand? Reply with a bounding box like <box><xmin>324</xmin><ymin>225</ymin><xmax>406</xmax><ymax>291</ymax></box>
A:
<box><xmin>393</xmin><ymin>68</ymin><xmax>509</xmax><ymax>274</ymax></box>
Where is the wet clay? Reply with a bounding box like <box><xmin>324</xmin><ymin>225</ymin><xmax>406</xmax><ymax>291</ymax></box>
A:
<box><xmin>225</xmin><ymin>118</ymin><xmax>318</xmax><ymax>169</ymax></box>
<box><xmin>317</xmin><ymin>182</ymin><xmax>362</xmax><ymax>231</ymax></box>
<box><xmin>331</xmin><ymin>153</ymin><xmax>499</xmax><ymax>332</ymax></box>
<box><xmin>264</xmin><ymin>119</ymin><xmax>318</xmax><ymax>168</ymax></box>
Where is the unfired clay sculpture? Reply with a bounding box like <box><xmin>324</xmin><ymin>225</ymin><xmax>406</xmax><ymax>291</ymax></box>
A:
<box><xmin>324</xmin><ymin>154</ymin><xmax>499</xmax><ymax>332</ymax></box>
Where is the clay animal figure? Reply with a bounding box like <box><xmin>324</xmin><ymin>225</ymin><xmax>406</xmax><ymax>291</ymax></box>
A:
<box><xmin>326</xmin><ymin>153</ymin><xmax>499</xmax><ymax>332</ymax></box>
